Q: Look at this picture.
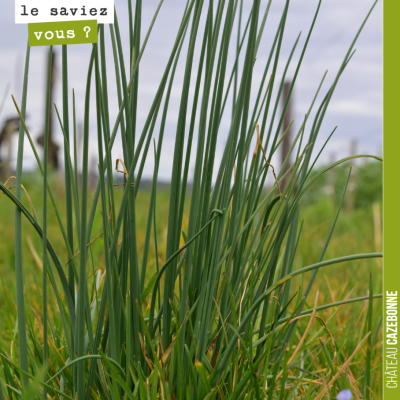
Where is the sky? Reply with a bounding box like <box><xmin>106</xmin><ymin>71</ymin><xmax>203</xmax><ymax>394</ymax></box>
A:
<box><xmin>0</xmin><ymin>0</ymin><xmax>382</xmax><ymax>182</ymax></box>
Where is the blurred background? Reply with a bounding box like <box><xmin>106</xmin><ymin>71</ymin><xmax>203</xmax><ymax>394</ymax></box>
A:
<box><xmin>0</xmin><ymin>0</ymin><xmax>382</xmax><ymax>183</ymax></box>
<box><xmin>0</xmin><ymin>2</ymin><xmax>383</xmax><ymax>388</ymax></box>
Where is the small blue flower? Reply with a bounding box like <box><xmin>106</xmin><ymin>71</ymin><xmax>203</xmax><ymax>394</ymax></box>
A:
<box><xmin>337</xmin><ymin>389</ymin><xmax>353</xmax><ymax>400</ymax></box>
<box><xmin>285</xmin><ymin>381</ymin><xmax>289</xmax><ymax>387</ymax></box>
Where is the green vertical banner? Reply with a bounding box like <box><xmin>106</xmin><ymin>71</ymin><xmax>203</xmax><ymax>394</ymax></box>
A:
<box><xmin>28</xmin><ymin>20</ymin><xmax>98</xmax><ymax>47</ymax></box>
<box><xmin>384</xmin><ymin>1</ymin><xmax>399</xmax><ymax>398</ymax></box>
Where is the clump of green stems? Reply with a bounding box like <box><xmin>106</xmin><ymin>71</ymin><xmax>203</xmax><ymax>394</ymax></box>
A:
<box><xmin>0</xmin><ymin>0</ymin><xmax>382</xmax><ymax>399</ymax></box>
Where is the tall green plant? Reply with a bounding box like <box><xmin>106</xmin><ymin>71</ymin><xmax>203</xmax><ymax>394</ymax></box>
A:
<box><xmin>1</xmin><ymin>0</ymin><xmax>382</xmax><ymax>399</ymax></box>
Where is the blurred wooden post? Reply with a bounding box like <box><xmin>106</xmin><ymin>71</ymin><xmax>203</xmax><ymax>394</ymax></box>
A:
<box><xmin>37</xmin><ymin>48</ymin><xmax>60</xmax><ymax>169</ymax></box>
<box><xmin>346</xmin><ymin>140</ymin><xmax>357</xmax><ymax>211</ymax></box>
<box><xmin>0</xmin><ymin>117</ymin><xmax>20</xmax><ymax>178</ymax></box>
<box><xmin>88</xmin><ymin>155</ymin><xmax>97</xmax><ymax>190</ymax></box>
<box><xmin>327</xmin><ymin>152</ymin><xmax>336</xmax><ymax>203</ymax></box>
<box><xmin>281</xmin><ymin>81</ymin><xmax>292</xmax><ymax>190</ymax></box>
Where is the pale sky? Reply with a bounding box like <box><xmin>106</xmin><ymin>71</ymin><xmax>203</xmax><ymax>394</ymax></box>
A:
<box><xmin>0</xmin><ymin>0</ymin><xmax>382</xmax><ymax>181</ymax></box>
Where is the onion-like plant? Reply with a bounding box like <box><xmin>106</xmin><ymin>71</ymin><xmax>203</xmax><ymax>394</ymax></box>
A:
<box><xmin>0</xmin><ymin>0</ymin><xmax>382</xmax><ymax>399</ymax></box>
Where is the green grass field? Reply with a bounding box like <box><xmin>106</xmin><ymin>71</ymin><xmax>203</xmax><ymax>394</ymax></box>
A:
<box><xmin>0</xmin><ymin>167</ymin><xmax>382</xmax><ymax>398</ymax></box>
<box><xmin>0</xmin><ymin>1</ymin><xmax>383</xmax><ymax>397</ymax></box>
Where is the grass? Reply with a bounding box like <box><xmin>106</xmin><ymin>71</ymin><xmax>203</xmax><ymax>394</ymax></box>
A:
<box><xmin>0</xmin><ymin>0</ymin><xmax>382</xmax><ymax>399</ymax></box>
<box><xmin>0</xmin><ymin>177</ymin><xmax>383</xmax><ymax>399</ymax></box>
